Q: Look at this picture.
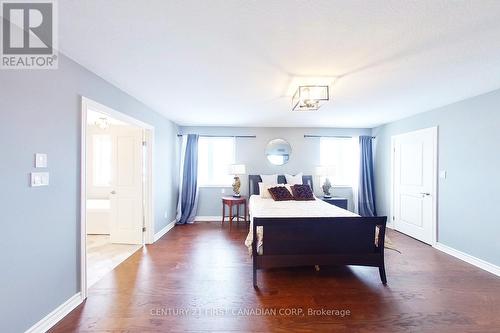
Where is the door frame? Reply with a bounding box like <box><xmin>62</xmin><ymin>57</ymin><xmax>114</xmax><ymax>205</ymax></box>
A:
<box><xmin>80</xmin><ymin>96</ymin><xmax>155</xmax><ymax>299</ymax></box>
<box><xmin>390</xmin><ymin>126</ymin><xmax>438</xmax><ymax>246</ymax></box>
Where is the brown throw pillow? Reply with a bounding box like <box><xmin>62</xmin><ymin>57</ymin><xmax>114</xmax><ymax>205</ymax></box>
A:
<box><xmin>268</xmin><ymin>186</ymin><xmax>294</xmax><ymax>201</ymax></box>
<box><xmin>291</xmin><ymin>184</ymin><xmax>315</xmax><ymax>201</ymax></box>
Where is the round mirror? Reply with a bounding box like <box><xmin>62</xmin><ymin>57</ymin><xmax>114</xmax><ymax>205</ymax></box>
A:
<box><xmin>265</xmin><ymin>138</ymin><xmax>292</xmax><ymax>165</ymax></box>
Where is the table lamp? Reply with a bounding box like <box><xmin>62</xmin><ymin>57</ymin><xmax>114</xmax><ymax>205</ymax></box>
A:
<box><xmin>315</xmin><ymin>165</ymin><xmax>334</xmax><ymax>198</ymax></box>
<box><xmin>228</xmin><ymin>164</ymin><xmax>246</xmax><ymax>197</ymax></box>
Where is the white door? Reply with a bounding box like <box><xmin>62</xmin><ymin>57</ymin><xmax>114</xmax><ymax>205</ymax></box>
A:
<box><xmin>110</xmin><ymin>126</ymin><xmax>144</xmax><ymax>245</ymax></box>
<box><xmin>392</xmin><ymin>127</ymin><xmax>437</xmax><ymax>245</ymax></box>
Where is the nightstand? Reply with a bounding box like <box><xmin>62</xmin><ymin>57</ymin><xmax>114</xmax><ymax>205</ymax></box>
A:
<box><xmin>221</xmin><ymin>196</ymin><xmax>248</xmax><ymax>227</ymax></box>
<box><xmin>321</xmin><ymin>197</ymin><xmax>348</xmax><ymax>210</ymax></box>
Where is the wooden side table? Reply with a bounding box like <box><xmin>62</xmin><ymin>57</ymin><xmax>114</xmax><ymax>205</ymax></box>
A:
<box><xmin>221</xmin><ymin>196</ymin><xmax>248</xmax><ymax>226</ymax></box>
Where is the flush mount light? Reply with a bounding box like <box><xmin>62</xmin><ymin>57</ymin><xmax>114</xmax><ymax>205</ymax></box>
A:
<box><xmin>95</xmin><ymin>117</ymin><xmax>110</xmax><ymax>130</ymax></box>
<box><xmin>291</xmin><ymin>85</ymin><xmax>329</xmax><ymax>111</ymax></box>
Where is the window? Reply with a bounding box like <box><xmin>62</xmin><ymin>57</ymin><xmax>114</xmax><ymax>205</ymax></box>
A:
<box><xmin>320</xmin><ymin>137</ymin><xmax>359</xmax><ymax>187</ymax></box>
<box><xmin>198</xmin><ymin>137</ymin><xmax>235</xmax><ymax>186</ymax></box>
<box><xmin>92</xmin><ymin>134</ymin><xmax>112</xmax><ymax>187</ymax></box>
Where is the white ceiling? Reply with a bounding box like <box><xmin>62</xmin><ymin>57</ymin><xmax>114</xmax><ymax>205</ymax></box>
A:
<box><xmin>59</xmin><ymin>1</ymin><xmax>500</xmax><ymax>128</ymax></box>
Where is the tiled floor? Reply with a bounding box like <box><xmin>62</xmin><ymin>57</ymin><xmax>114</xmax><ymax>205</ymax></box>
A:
<box><xmin>86</xmin><ymin>234</ymin><xmax>141</xmax><ymax>287</ymax></box>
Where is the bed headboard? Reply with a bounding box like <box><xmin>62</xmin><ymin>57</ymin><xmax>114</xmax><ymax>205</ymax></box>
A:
<box><xmin>248</xmin><ymin>175</ymin><xmax>314</xmax><ymax>196</ymax></box>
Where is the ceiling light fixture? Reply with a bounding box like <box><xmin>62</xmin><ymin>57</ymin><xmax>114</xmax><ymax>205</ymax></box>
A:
<box><xmin>291</xmin><ymin>85</ymin><xmax>329</xmax><ymax>111</ymax></box>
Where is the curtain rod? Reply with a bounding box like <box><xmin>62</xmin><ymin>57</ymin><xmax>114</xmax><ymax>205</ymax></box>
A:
<box><xmin>304</xmin><ymin>135</ymin><xmax>376</xmax><ymax>139</ymax></box>
<box><xmin>177</xmin><ymin>134</ymin><xmax>256</xmax><ymax>138</ymax></box>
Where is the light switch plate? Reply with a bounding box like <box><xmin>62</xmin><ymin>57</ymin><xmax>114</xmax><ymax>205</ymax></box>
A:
<box><xmin>35</xmin><ymin>153</ymin><xmax>48</xmax><ymax>168</ymax></box>
<box><xmin>439</xmin><ymin>170</ymin><xmax>447</xmax><ymax>179</ymax></box>
<box><xmin>31</xmin><ymin>172</ymin><xmax>49</xmax><ymax>187</ymax></box>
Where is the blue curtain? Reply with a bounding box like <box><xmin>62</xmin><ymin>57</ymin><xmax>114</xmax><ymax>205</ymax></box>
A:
<box><xmin>177</xmin><ymin>134</ymin><xmax>199</xmax><ymax>224</ymax></box>
<box><xmin>358</xmin><ymin>136</ymin><xmax>377</xmax><ymax>217</ymax></box>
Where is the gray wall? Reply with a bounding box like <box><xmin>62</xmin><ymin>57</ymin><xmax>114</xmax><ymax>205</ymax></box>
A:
<box><xmin>372</xmin><ymin>89</ymin><xmax>500</xmax><ymax>266</ymax></box>
<box><xmin>180</xmin><ymin>126</ymin><xmax>371</xmax><ymax>216</ymax></box>
<box><xmin>0</xmin><ymin>55</ymin><xmax>179</xmax><ymax>332</ymax></box>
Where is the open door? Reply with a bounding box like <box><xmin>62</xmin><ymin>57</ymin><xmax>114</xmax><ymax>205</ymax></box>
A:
<box><xmin>110</xmin><ymin>126</ymin><xmax>144</xmax><ymax>244</ymax></box>
<box><xmin>392</xmin><ymin>127</ymin><xmax>437</xmax><ymax>245</ymax></box>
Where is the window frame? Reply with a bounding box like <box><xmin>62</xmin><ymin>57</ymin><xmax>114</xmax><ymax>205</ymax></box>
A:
<box><xmin>319</xmin><ymin>137</ymin><xmax>359</xmax><ymax>187</ymax></box>
<box><xmin>197</xmin><ymin>136</ymin><xmax>236</xmax><ymax>187</ymax></box>
<box><xmin>91</xmin><ymin>134</ymin><xmax>112</xmax><ymax>187</ymax></box>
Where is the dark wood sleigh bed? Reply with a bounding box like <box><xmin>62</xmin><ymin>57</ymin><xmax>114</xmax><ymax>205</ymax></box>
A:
<box><xmin>248</xmin><ymin>175</ymin><xmax>388</xmax><ymax>288</ymax></box>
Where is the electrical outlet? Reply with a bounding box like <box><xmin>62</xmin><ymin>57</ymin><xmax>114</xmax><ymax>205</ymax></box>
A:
<box><xmin>221</xmin><ymin>188</ymin><xmax>225</xmax><ymax>194</ymax></box>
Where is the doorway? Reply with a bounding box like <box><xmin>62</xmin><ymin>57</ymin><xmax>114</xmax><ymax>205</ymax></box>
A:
<box><xmin>81</xmin><ymin>97</ymin><xmax>154</xmax><ymax>297</ymax></box>
<box><xmin>391</xmin><ymin>127</ymin><xmax>438</xmax><ymax>245</ymax></box>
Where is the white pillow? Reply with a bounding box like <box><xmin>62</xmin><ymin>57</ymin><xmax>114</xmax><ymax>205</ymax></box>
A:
<box><xmin>285</xmin><ymin>172</ymin><xmax>303</xmax><ymax>185</ymax></box>
<box><xmin>258</xmin><ymin>183</ymin><xmax>290</xmax><ymax>199</ymax></box>
<box><xmin>258</xmin><ymin>183</ymin><xmax>273</xmax><ymax>198</ymax></box>
<box><xmin>260</xmin><ymin>174</ymin><xmax>278</xmax><ymax>184</ymax></box>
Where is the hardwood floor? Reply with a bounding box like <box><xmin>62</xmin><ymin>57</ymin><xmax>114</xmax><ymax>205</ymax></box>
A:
<box><xmin>86</xmin><ymin>235</ymin><xmax>141</xmax><ymax>288</ymax></box>
<box><xmin>52</xmin><ymin>222</ymin><xmax>500</xmax><ymax>333</ymax></box>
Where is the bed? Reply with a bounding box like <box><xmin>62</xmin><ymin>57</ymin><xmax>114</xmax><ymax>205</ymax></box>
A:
<box><xmin>246</xmin><ymin>175</ymin><xmax>388</xmax><ymax>288</ymax></box>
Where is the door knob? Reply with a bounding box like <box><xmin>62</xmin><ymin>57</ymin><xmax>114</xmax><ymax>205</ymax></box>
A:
<box><xmin>420</xmin><ymin>192</ymin><xmax>431</xmax><ymax>196</ymax></box>
<box><xmin>110</xmin><ymin>190</ymin><xmax>116</xmax><ymax>195</ymax></box>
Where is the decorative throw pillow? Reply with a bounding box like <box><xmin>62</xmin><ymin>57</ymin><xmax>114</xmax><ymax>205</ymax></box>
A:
<box><xmin>268</xmin><ymin>186</ymin><xmax>294</xmax><ymax>201</ymax></box>
<box><xmin>260</xmin><ymin>174</ymin><xmax>278</xmax><ymax>184</ymax></box>
<box><xmin>291</xmin><ymin>184</ymin><xmax>315</xmax><ymax>201</ymax></box>
<box><xmin>285</xmin><ymin>172</ymin><xmax>303</xmax><ymax>185</ymax></box>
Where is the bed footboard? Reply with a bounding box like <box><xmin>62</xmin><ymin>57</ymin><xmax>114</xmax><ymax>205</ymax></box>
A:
<box><xmin>252</xmin><ymin>216</ymin><xmax>387</xmax><ymax>288</ymax></box>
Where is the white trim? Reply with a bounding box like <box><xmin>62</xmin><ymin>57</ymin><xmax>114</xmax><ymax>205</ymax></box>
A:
<box><xmin>80</xmin><ymin>102</ymin><xmax>88</xmax><ymax>300</ymax></box>
<box><xmin>194</xmin><ymin>216</ymin><xmax>223</xmax><ymax>222</ymax></box>
<box><xmin>25</xmin><ymin>293</ymin><xmax>83</xmax><ymax>333</ymax></box>
<box><xmin>144</xmin><ymin>129</ymin><xmax>155</xmax><ymax>244</ymax></box>
<box><xmin>434</xmin><ymin>243</ymin><xmax>500</xmax><ymax>277</ymax></box>
<box><xmin>80</xmin><ymin>96</ymin><xmax>155</xmax><ymax>300</ymax></box>
<box><xmin>154</xmin><ymin>220</ymin><xmax>176</xmax><ymax>242</ymax></box>
<box><xmin>390</xmin><ymin>126</ymin><xmax>438</xmax><ymax>245</ymax></box>
<box><xmin>389</xmin><ymin>136</ymin><xmax>395</xmax><ymax>230</ymax></box>
<box><xmin>82</xmin><ymin>97</ymin><xmax>154</xmax><ymax>130</ymax></box>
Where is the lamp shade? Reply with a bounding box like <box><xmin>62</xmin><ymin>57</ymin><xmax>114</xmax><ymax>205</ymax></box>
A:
<box><xmin>228</xmin><ymin>164</ymin><xmax>246</xmax><ymax>175</ymax></box>
<box><xmin>315</xmin><ymin>166</ymin><xmax>327</xmax><ymax>176</ymax></box>
<box><xmin>315</xmin><ymin>165</ymin><xmax>334</xmax><ymax>176</ymax></box>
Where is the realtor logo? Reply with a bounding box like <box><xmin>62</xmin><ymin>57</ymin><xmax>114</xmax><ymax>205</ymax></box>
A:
<box><xmin>1</xmin><ymin>0</ymin><xmax>57</xmax><ymax>69</ymax></box>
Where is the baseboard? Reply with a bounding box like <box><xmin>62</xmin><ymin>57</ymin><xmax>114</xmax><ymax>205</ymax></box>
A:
<box><xmin>434</xmin><ymin>242</ymin><xmax>500</xmax><ymax>277</ymax></box>
<box><xmin>25</xmin><ymin>292</ymin><xmax>83</xmax><ymax>333</ymax></box>
<box><xmin>194</xmin><ymin>216</ymin><xmax>222</xmax><ymax>222</ymax></box>
<box><xmin>154</xmin><ymin>220</ymin><xmax>176</xmax><ymax>242</ymax></box>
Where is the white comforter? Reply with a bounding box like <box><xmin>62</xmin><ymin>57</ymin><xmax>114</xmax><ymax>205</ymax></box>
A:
<box><xmin>244</xmin><ymin>195</ymin><xmax>358</xmax><ymax>254</ymax></box>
